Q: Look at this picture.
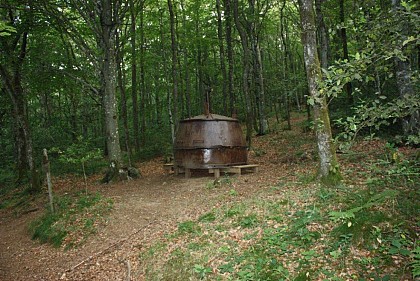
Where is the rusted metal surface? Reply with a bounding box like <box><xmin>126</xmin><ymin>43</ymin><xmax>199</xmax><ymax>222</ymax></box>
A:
<box><xmin>174</xmin><ymin>114</ymin><xmax>248</xmax><ymax>169</ymax></box>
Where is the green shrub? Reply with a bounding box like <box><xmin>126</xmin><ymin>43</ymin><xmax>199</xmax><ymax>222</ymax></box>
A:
<box><xmin>30</xmin><ymin>192</ymin><xmax>113</xmax><ymax>248</ymax></box>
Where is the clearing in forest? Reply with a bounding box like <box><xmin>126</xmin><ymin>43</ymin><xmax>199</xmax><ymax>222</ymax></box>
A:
<box><xmin>0</xmin><ymin>116</ymin><xmax>418</xmax><ymax>280</ymax></box>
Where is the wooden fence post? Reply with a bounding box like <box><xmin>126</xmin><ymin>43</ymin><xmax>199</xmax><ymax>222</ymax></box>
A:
<box><xmin>43</xmin><ymin>149</ymin><xmax>54</xmax><ymax>213</ymax></box>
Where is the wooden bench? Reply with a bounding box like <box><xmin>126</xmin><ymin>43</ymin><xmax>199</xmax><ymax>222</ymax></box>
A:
<box><xmin>167</xmin><ymin>164</ymin><xmax>259</xmax><ymax>178</ymax></box>
<box><xmin>208</xmin><ymin>167</ymin><xmax>226</xmax><ymax>178</ymax></box>
<box><xmin>228</xmin><ymin>164</ymin><xmax>259</xmax><ymax>175</ymax></box>
<box><xmin>163</xmin><ymin>164</ymin><xmax>185</xmax><ymax>175</ymax></box>
<box><xmin>163</xmin><ymin>163</ymin><xmax>174</xmax><ymax>173</ymax></box>
<box><xmin>209</xmin><ymin>164</ymin><xmax>259</xmax><ymax>178</ymax></box>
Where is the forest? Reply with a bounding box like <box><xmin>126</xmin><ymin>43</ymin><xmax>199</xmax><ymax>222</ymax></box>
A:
<box><xmin>0</xmin><ymin>0</ymin><xmax>419</xmax><ymax>280</ymax></box>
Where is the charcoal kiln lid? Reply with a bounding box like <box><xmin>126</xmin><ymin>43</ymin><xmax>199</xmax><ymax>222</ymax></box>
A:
<box><xmin>181</xmin><ymin>114</ymin><xmax>238</xmax><ymax>122</ymax></box>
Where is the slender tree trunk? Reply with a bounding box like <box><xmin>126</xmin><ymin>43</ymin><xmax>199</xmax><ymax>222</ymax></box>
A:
<box><xmin>253</xmin><ymin>39</ymin><xmax>267</xmax><ymax>135</ymax></box>
<box><xmin>233</xmin><ymin>0</ymin><xmax>252</xmax><ymax>147</ymax></box>
<box><xmin>0</xmin><ymin>27</ymin><xmax>39</xmax><ymax>191</ymax></box>
<box><xmin>168</xmin><ymin>0</ymin><xmax>179</xmax><ymax>141</ymax></box>
<box><xmin>180</xmin><ymin>0</ymin><xmax>191</xmax><ymax>118</ymax></box>
<box><xmin>298</xmin><ymin>0</ymin><xmax>341</xmax><ymax>184</ymax></box>
<box><xmin>99</xmin><ymin>0</ymin><xmax>123</xmax><ymax>181</ymax></box>
<box><xmin>158</xmin><ymin>9</ymin><xmax>166</xmax><ymax>127</ymax></box>
<box><xmin>116</xmin><ymin>31</ymin><xmax>132</xmax><ymax>167</ymax></box>
<box><xmin>339</xmin><ymin>0</ymin><xmax>353</xmax><ymax>103</ymax></box>
<box><xmin>216</xmin><ymin>0</ymin><xmax>228</xmax><ymax>115</ymax></box>
<box><xmin>139</xmin><ymin>0</ymin><xmax>146</xmax><ymax>146</ymax></box>
<box><xmin>315</xmin><ymin>0</ymin><xmax>329</xmax><ymax>70</ymax></box>
<box><xmin>224</xmin><ymin>0</ymin><xmax>235</xmax><ymax>116</ymax></box>
<box><xmin>247</xmin><ymin>0</ymin><xmax>267</xmax><ymax>135</ymax></box>
<box><xmin>70</xmin><ymin>93</ymin><xmax>78</xmax><ymax>141</ymax></box>
<box><xmin>130</xmin><ymin>0</ymin><xmax>140</xmax><ymax>152</ymax></box>
<box><xmin>42</xmin><ymin>149</ymin><xmax>54</xmax><ymax>213</ymax></box>
<box><xmin>392</xmin><ymin>0</ymin><xmax>419</xmax><ymax>136</ymax></box>
<box><xmin>280</xmin><ymin>0</ymin><xmax>291</xmax><ymax>130</ymax></box>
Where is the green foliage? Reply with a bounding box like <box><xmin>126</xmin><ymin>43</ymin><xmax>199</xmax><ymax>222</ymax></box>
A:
<box><xmin>51</xmin><ymin>136</ymin><xmax>104</xmax><ymax>185</ymax></box>
<box><xmin>412</xmin><ymin>247</ymin><xmax>420</xmax><ymax>278</ymax></box>
<box><xmin>30</xmin><ymin>192</ymin><xmax>113</xmax><ymax>248</ymax></box>
<box><xmin>55</xmin><ymin>136</ymin><xmax>102</xmax><ymax>166</ymax></box>
<box><xmin>329</xmin><ymin>189</ymin><xmax>399</xmax><ymax>224</ymax></box>
<box><xmin>178</xmin><ymin>221</ymin><xmax>201</xmax><ymax>235</ymax></box>
<box><xmin>320</xmin><ymin>1</ymin><xmax>420</xmax><ymax>148</ymax></box>
<box><xmin>224</xmin><ymin>204</ymin><xmax>245</xmax><ymax>218</ymax></box>
<box><xmin>335</xmin><ymin>96</ymin><xmax>420</xmax><ymax>150</ymax></box>
<box><xmin>0</xmin><ymin>21</ymin><xmax>16</xmax><ymax>37</ymax></box>
<box><xmin>366</xmin><ymin>143</ymin><xmax>420</xmax><ymax>189</ymax></box>
<box><xmin>238</xmin><ymin>214</ymin><xmax>259</xmax><ymax>228</ymax></box>
<box><xmin>193</xmin><ymin>264</ymin><xmax>212</xmax><ymax>279</ymax></box>
<box><xmin>134</xmin><ymin>127</ymin><xmax>173</xmax><ymax>161</ymax></box>
<box><xmin>198</xmin><ymin>212</ymin><xmax>216</xmax><ymax>223</ymax></box>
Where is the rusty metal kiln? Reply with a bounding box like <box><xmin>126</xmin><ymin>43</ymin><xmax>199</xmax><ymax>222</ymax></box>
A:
<box><xmin>174</xmin><ymin>113</ymin><xmax>248</xmax><ymax>170</ymax></box>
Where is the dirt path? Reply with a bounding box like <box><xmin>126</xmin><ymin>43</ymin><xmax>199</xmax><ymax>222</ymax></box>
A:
<box><xmin>0</xmin><ymin>153</ymin><xmax>291</xmax><ymax>280</ymax></box>
<box><xmin>0</xmin><ymin>119</ymin><xmax>312</xmax><ymax>281</ymax></box>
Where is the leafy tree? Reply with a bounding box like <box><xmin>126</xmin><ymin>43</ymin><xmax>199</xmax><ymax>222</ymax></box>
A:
<box><xmin>298</xmin><ymin>0</ymin><xmax>341</xmax><ymax>184</ymax></box>
<box><xmin>56</xmin><ymin>137</ymin><xmax>102</xmax><ymax>193</ymax></box>
<box><xmin>0</xmin><ymin>1</ymin><xmax>40</xmax><ymax>192</ymax></box>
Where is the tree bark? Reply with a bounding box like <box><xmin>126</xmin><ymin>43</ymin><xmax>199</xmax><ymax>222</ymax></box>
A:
<box><xmin>315</xmin><ymin>0</ymin><xmax>329</xmax><ymax>70</ymax></box>
<box><xmin>224</xmin><ymin>0</ymin><xmax>235</xmax><ymax>116</ymax></box>
<box><xmin>233</xmin><ymin>0</ymin><xmax>253</xmax><ymax>147</ymax></box>
<box><xmin>116</xmin><ymin>30</ymin><xmax>132</xmax><ymax>167</ymax></box>
<box><xmin>42</xmin><ymin>149</ymin><xmax>54</xmax><ymax>213</ymax></box>
<box><xmin>253</xmin><ymin>39</ymin><xmax>267</xmax><ymax>135</ymax></box>
<box><xmin>298</xmin><ymin>0</ymin><xmax>341</xmax><ymax>184</ymax></box>
<box><xmin>139</xmin><ymin>0</ymin><xmax>146</xmax><ymax>146</ymax></box>
<box><xmin>339</xmin><ymin>0</ymin><xmax>353</xmax><ymax>103</ymax></box>
<box><xmin>248</xmin><ymin>0</ymin><xmax>267</xmax><ymax>135</ymax></box>
<box><xmin>99</xmin><ymin>0</ymin><xmax>123</xmax><ymax>181</ymax></box>
<box><xmin>0</xmin><ymin>15</ymin><xmax>39</xmax><ymax>191</ymax></box>
<box><xmin>168</xmin><ymin>0</ymin><xmax>179</xmax><ymax>142</ymax></box>
<box><xmin>216</xmin><ymin>0</ymin><xmax>228</xmax><ymax>115</ymax></box>
<box><xmin>180</xmin><ymin>0</ymin><xmax>192</xmax><ymax>118</ymax></box>
<box><xmin>130</xmin><ymin>0</ymin><xmax>140</xmax><ymax>152</ymax></box>
<box><xmin>392</xmin><ymin>0</ymin><xmax>419</xmax><ymax>137</ymax></box>
<box><xmin>280</xmin><ymin>0</ymin><xmax>291</xmax><ymax>130</ymax></box>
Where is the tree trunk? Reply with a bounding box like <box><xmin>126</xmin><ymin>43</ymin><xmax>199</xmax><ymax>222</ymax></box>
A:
<box><xmin>315</xmin><ymin>0</ymin><xmax>329</xmax><ymax>70</ymax></box>
<box><xmin>99</xmin><ymin>0</ymin><xmax>123</xmax><ymax>182</ymax></box>
<box><xmin>42</xmin><ymin>149</ymin><xmax>54</xmax><ymax>213</ymax></box>
<box><xmin>339</xmin><ymin>0</ymin><xmax>353</xmax><ymax>103</ymax></box>
<box><xmin>298</xmin><ymin>0</ymin><xmax>341</xmax><ymax>184</ymax></box>
<box><xmin>253</xmin><ymin>39</ymin><xmax>267</xmax><ymax>135</ymax></box>
<box><xmin>280</xmin><ymin>0</ymin><xmax>291</xmax><ymax>130</ymax></box>
<box><xmin>216</xmin><ymin>0</ymin><xmax>228</xmax><ymax>115</ymax></box>
<box><xmin>233</xmin><ymin>0</ymin><xmax>253</xmax><ymax>147</ymax></box>
<box><xmin>0</xmin><ymin>25</ymin><xmax>39</xmax><ymax>191</ymax></box>
<box><xmin>392</xmin><ymin>0</ymin><xmax>419</xmax><ymax>137</ymax></box>
<box><xmin>116</xmin><ymin>30</ymin><xmax>132</xmax><ymax>167</ymax></box>
<box><xmin>224</xmin><ymin>0</ymin><xmax>235</xmax><ymax>116</ymax></box>
<box><xmin>168</xmin><ymin>0</ymin><xmax>179</xmax><ymax>141</ymax></box>
<box><xmin>130</xmin><ymin>0</ymin><xmax>140</xmax><ymax>152</ymax></box>
<box><xmin>139</xmin><ymin>0</ymin><xmax>146</xmax><ymax>146</ymax></box>
<box><xmin>180</xmin><ymin>0</ymin><xmax>191</xmax><ymax>118</ymax></box>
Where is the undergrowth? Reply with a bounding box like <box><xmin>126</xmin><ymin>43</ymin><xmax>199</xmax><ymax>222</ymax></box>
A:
<box><xmin>139</xmin><ymin>141</ymin><xmax>419</xmax><ymax>280</ymax></box>
<box><xmin>30</xmin><ymin>192</ymin><xmax>113</xmax><ymax>249</ymax></box>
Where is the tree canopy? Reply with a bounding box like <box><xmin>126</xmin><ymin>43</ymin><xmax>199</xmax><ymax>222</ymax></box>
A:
<box><xmin>0</xmin><ymin>0</ymin><xmax>418</xmax><ymax>184</ymax></box>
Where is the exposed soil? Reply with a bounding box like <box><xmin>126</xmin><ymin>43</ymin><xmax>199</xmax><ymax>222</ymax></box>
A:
<box><xmin>0</xmin><ymin>129</ymin><xmax>304</xmax><ymax>281</ymax></box>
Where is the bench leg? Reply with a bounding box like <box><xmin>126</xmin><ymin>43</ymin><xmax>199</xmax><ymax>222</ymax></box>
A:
<box><xmin>214</xmin><ymin>169</ymin><xmax>220</xmax><ymax>179</ymax></box>
<box><xmin>185</xmin><ymin>168</ymin><xmax>191</xmax><ymax>178</ymax></box>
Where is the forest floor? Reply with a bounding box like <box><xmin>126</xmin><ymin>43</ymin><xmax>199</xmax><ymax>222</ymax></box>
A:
<box><xmin>0</xmin><ymin>115</ymin><xmax>418</xmax><ymax>280</ymax></box>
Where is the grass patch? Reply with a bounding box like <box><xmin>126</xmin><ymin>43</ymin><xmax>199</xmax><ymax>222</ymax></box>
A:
<box><xmin>30</xmin><ymin>192</ymin><xmax>113</xmax><ymax>249</ymax></box>
<box><xmin>139</xmin><ymin>181</ymin><xmax>417</xmax><ymax>280</ymax></box>
<box><xmin>178</xmin><ymin>221</ymin><xmax>201</xmax><ymax>235</ymax></box>
<box><xmin>138</xmin><ymin>133</ymin><xmax>418</xmax><ymax>280</ymax></box>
